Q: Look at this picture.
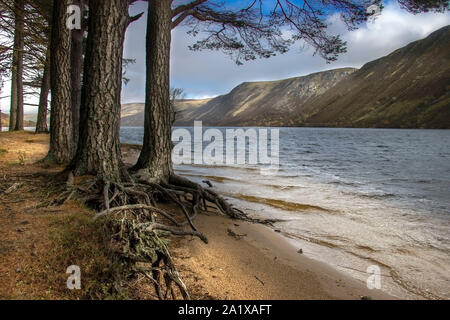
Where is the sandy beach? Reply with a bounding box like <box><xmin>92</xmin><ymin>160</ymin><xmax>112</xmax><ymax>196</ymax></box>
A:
<box><xmin>124</xmin><ymin>144</ymin><xmax>393</xmax><ymax>299</ymax></box>
<box><xmin>169</xmin><ymin>213</ymin><xmax>393</xmax><ymax>300</ymax></box>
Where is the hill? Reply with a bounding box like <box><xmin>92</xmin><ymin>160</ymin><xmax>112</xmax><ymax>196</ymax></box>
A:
<box><xmin>120</xmin><ymin>99</ymin><xmax>212</xmax><ymax>127</ymax></box>
<box><xmin>1</xmin><ymin>112</ymin><xmax>37</xmax><ymax>128</ymax></box>
<box><xmin>175</xmin><ymin>68</ymin><xmax>356</xmax><ymax>126</ymax></box>
<box><xmin>116</xmin><ymin>25</ymin><xmax>450</xmax><ymax>129</ymax></box>
<box><xmin>300</xmin><ymin>25</ymin><xmax>450</xmax><ymax>128</ymax></box>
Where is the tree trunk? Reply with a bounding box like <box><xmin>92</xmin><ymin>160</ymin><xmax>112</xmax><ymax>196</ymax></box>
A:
<box><xmin>46</xmin><ymin>0</ymin><xmax>73</xmax><ymax>163</ymax></box>
<box><xmin>70</xmin><ymin>0</ymin><xmax>84</xmax><ymax>147</ymax></box>
<box><xmin>71</xmin><ymin>0</ymin><xmax>129</xmax><ymax>181</ymax></box>
<box><xmin>133</xmin><ymin>0</ymin><xmax>173</xmax><ymax>182</ymax></box>
<box><xmin>14</xmin><ymin>0</ymin><xmax>24</xmax><ymax>132</ymax></box>
<box><xmin>36</xmin><ymin>47</ymin><xmax>50</xmax><ymax>133</ymax></box>
<box><xmin>0</xmin><ymin>83</ymin><xmax>2</xmax><ymax>132</ymax></box>
<box><xmin>9</xmin><ymin>0</ymin><xmax>24</xmax><ymax>131</ymax></box>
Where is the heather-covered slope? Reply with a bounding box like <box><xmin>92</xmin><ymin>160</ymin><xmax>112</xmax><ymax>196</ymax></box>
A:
<box><xmin>301</xmin><ymin>26</ymin><xmax>450</xmax><ymax>128</ymax></box>
<box><xmin>175</xmin><ymin>68</ymin><xmax>356</xmax><ymax>126</ymax></box>
<box><xmin>120</xmin><ymin>26</ymin><xmax>450</xmax><ymax>129</ymax></box>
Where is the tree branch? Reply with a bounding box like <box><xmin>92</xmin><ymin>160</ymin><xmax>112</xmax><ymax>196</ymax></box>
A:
<box><xmin>172</xmin><ymin>0</ymin><xmax>208</xmax><ymax>17</ymax></box>
<box><xmin>128</xmin><ymin>11</ymin><xmax>145</xmax><ymax>27</ymax></box>
<box><xmin>172</xmin><ymin>9</ymin><xmax>193</xmax><ymax>29</ymax></box>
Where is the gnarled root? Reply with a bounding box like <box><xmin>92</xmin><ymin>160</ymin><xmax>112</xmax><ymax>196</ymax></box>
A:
<box><xmin>44</xmin><ymin>172</ymin><xmax>211</xmax><ymax>299</ymax></box>
<box><xmin>167</xmin><ymin>174</ymin><xmax>280</xmax><ymax>225</ymax></box>
<box><xmin>44</xmin><ymin>170</ymin><xmax>276</xmax><ymax>299</ymax></box>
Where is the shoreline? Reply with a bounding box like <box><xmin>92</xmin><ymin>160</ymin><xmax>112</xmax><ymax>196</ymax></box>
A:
<box><xmin>170</xmin><ymin>212</ymin><xmax>394</xmax><ymax>299</ymax></box>
<box><xmin>124</xmin><ymin>144</ymin><xmax>401</xmax><ymax>300</ymax></box>
<box><xmin>127</xmin><ymin>142</ymin><xmax>398</xmax><ymax>299</ymax></box>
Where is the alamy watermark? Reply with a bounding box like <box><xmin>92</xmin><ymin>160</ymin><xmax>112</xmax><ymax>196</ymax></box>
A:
<box><xmin>366</xmin><ymin>4</ymin><xmax>382</xmax><ymax>23</ymax></box>
<box><xmin>66</xmin><ymin>265</ymin><xmax>81</xmax><ymax>290</ymax></box>
<box><xmin>366</xmin><ymin>265</ymin><xmax>381</xmax><ymax>290</ymax></box>
<box><xmin>66</xmin><ymin>5</ymin><xmax>82</xmax><ymax>30</ymax></box>
<box><xmin>172</xmin><ymin>121</ymin><xmax>279</xmax><ymax>175</ymax></box>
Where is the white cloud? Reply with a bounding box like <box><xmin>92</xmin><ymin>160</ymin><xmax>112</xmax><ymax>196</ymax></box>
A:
<box><xmin>330</xmin><ymin>2</ymin><xmax>450</xmax><ymax>66</ymax></box>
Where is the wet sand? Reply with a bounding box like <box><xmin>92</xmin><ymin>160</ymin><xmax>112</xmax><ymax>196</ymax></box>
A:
<box><xmin>169</xmin><ymin>213</ymin><xmax>394</xmax><ymax>300</ymax></box>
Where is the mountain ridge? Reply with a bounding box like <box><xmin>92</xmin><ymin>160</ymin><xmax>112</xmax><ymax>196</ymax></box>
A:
<box><xmin>1</xmin><ymin>113</ymin><xmax>36</xmax><ymax>128</ymax></box>
<box><xmin>299</xmin><ymin>25</ymin><xmax>450</xmax><ymax>128</ymax></box>
<box><xmin>119</xmin><ymin>25</ymin><xmax>449</xmax><ymax>129</ymax></box>
<box><xmin>176</xmin><ymin>67</ymin><xmax>357</xmax><ymax>126</ymax></box>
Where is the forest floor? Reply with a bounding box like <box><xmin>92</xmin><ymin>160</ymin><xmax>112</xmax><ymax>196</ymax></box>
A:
<box><xmin>0</xmin><ymin>131</ymin><xmax>118</xmax><ymax>299</ymax></box>
<box><xmin>0</xmin><ymin>131</ymin><xmax>392</xmax><ymax>300</ymax></box>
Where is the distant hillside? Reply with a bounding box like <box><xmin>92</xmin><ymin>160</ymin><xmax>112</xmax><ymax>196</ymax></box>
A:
<box><xmin>300</xmin><ymin>25</ymin><xmax>450</xmax><ymax>128</ymax></box>
<box><xmin>0</xmin><ymin>112</ymin><xmax>9</xmax><ymax>127</ymax></box>
<box><xmin>122</xmin><ymin>25</ymin><xmax>450</xmax><ymax>129</ymax></box>
<box><xmin>1</xmin><ymin>113</ymin><xmax>36</xmax><ymax>128</ymax></box>
<box><xmin>175</xmin><ymin>68</ymin><xmax>356</xmax><ymax>126</ymax></box>
<box><xmin>1</xmin><ymin>112</ymin><xmax>8</xmax><ymax>127</ymax></box>
<box><xmin>120</xmin><ymin>99</ymin><xmax>212</xmax><ymax>127</ymax></box>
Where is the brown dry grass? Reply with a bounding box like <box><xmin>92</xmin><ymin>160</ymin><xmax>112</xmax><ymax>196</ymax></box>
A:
<box><xmin>0</xmin><ymin>131</ymin><xmax>207</xmax><ymax>300</ymax></box>
<box><xmin>0</xmin><ymin>131</ymin><xmax>131</xmax><ymax>299</ymax></box>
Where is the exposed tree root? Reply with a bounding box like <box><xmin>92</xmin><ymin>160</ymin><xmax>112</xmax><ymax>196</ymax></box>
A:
<box><xmin>42</xmin><ymin>170</ymin><xmax>278</xmax><ymax>299</ymax></box>
<box><xmin>168</xmin><ymin>174</ymin><xmax>281</xmax><ymax>225</ymax></box>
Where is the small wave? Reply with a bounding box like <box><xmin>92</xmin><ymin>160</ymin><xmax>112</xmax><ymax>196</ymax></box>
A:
<box><xmin>359</xmin><ymin>192</ymin><xmax>396</xmax><ymax>200</ymax></box>
<box><xmin>203</xmin><ymin>175</ymin><xmax>240</xmax><ymax>183</ymax></box>
<box><xmin>296</xmin><ymin>150</ymin><xmax>317</xmax><ymax>154</ymax></box>
<box><xmin>280</xmin><ymin>231</ymin><xmax>340</xmax><ymax>249</ymax></box>
<box><xmin>227</xmin><ymin>193</ymin><xmax>330</xmax><ymax>213</ymax></box>
<box><xmin>341</xmin><ymin>190</ymin><xmax>397</xmax><ymax>200</ymax></box>
<box><xmin>187</xmin><ymin>163</ymin><xmax>260</xmax><ymax>172</ymax></box>
<box><xmin>271</xmin><ymin>185</ymin><xmax>297</xmax><ymax>191</ymax></box>
<box><xmin>181</xmin><ymin>173</ymin><xmax>301</xmax><ymax>191</ymax></box>
<box><xmin>388</xmin><ymin>178</ymin><xmax>433</xmax><ymax>184</ymax></box>
<box><xmin>356</xmin><ymin>245</ymin><xmax>378</xmax><ymax>253</ymax></box>
<box><xmin>415</xmin><ymin>179</ymin><xmax>433</xmax><ymax>184</ymax></box>
<box><xmin>329</xmin><ymin>180</ymin><xmax>361</xmax><ymax>187</ymax></box>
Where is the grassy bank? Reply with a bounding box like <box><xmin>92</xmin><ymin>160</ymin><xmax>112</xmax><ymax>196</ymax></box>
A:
<box><xmin>0</xmin><ymin>131</ymin><xmax>135</xmax><ymax>299</ymax></box>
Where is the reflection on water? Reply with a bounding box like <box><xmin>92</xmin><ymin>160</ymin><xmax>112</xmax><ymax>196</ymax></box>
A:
<box><xmin>122</xmin><ymin>126</ymin><xmax>450</xmax><ymax>299</ymax></box>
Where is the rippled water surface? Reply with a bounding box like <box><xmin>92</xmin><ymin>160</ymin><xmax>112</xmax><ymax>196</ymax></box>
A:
<box><xmin>121</xmin><ymin>127</ymin><xmax>450</xmax><ymax>299</ymax></box>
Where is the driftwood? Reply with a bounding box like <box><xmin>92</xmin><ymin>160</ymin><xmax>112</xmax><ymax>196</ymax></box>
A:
<box><xmin>227</xmin><ymin>228</ymin><xmax>247</xmax><ymax>240</ymax></box>
<box><xmin>4</xmin><ymin>182</ymin><xmax>23</xmax><ymax>194</ymax></box>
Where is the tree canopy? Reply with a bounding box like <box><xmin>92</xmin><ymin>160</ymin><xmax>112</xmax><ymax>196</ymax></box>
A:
<box><xmin>170</xmin><ymin>0</ymin><xmax>449</xmax><ymax>64</ymax></box>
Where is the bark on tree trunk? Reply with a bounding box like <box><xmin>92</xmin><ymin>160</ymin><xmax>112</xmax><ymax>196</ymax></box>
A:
<box><xmin>47</xmin><ymin>0</ymin><xmax>73</xmax><ymax>163</ymax></box>
<box><xmin>71</xmin><ymin>0</ymin><xmax>129</xmax><ymax>181</ymax></box>
<box><xmin>36</xmin><ymin>47</ymin><xmax>50</xmax><ymax>133</ymax></box>
<box><xmin>9</xmin><ymin>0</ymin><xmax>24</xmax><ymax>131</ymax></box>
<box><xmin>70</xmin><ymin>0</ymin><xmax>84</xmax><ymax>147</ymax></box>
<box><xmin>14</xmin><ymin>1</ymin><xmax>24</xmax><ymax>132</ymax></box>
<box><xmin>0</xmin><ymin>82</ymin><xmax>2</xmax><ymax>132</ymax></box>
<box><xmin>133</xmin><ymin>0</ymin><xmax>173</xmax><ymax>182</ymax></box>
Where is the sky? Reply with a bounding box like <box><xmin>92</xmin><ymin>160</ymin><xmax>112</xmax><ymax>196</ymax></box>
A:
<box><xmin>1</xmin><ymin>0</ymin><xmax>449</xmax><ymax>114</ymax></box>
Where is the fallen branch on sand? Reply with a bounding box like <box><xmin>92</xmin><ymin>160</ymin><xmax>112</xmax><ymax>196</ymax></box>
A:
<box><xmin>227</xmin><ymin>228</ymin><xmax>247</xmax><ymax>240</ymax></box>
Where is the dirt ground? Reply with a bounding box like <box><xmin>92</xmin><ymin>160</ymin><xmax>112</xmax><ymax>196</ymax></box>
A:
<box><xmin>0</xmin><ymin>131</ymin><xmax>113</xmax><ymax>299</ymax></box>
